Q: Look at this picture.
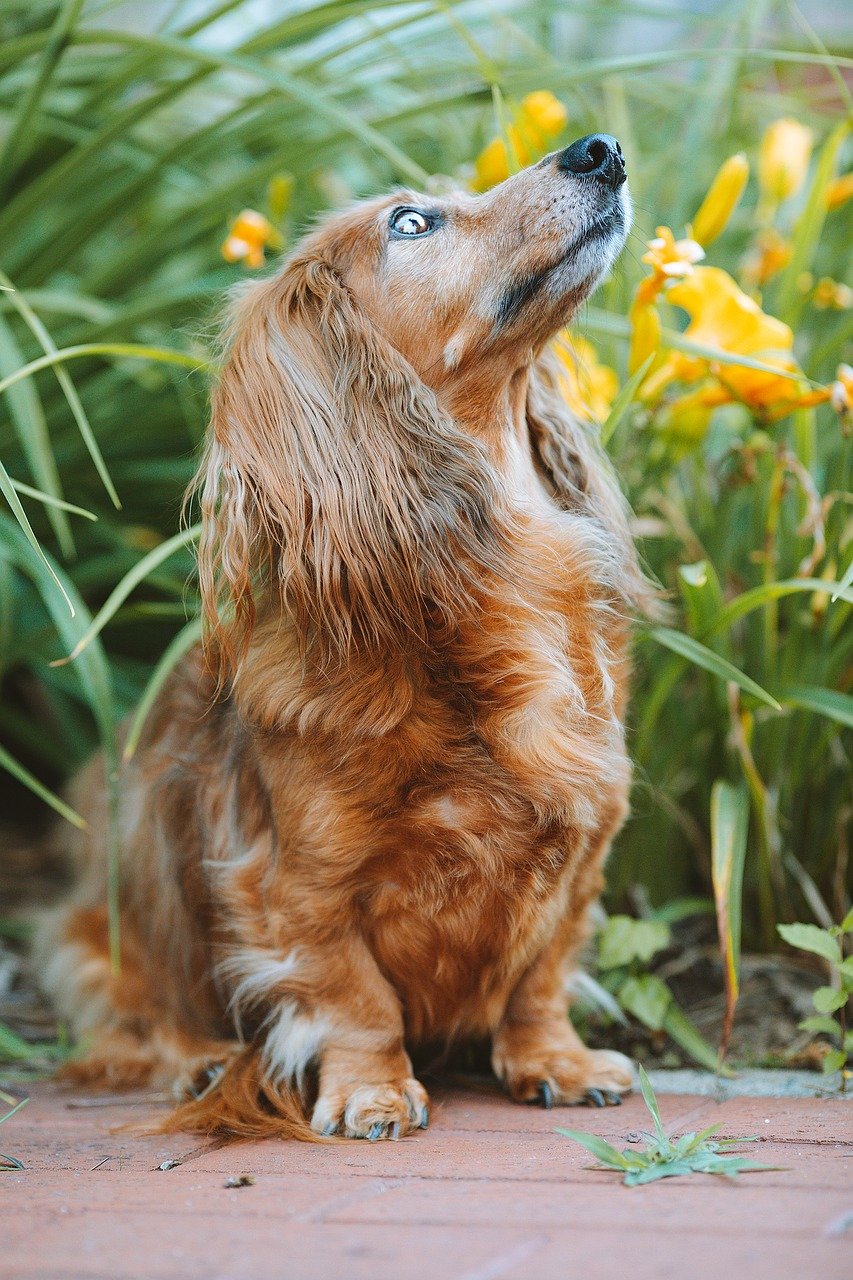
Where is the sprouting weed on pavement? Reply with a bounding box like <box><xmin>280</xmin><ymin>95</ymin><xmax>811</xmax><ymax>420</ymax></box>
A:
<box><xmin>557</xmin><ymin>1066</ymin><xmax>780</xmax><ymax>1186</ymax></box>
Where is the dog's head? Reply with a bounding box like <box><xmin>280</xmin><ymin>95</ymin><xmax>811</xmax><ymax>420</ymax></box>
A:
<box><xmin>317</xmin><ymin>132</ymin><xmax>630</xmax><ymax>390</ymax></box>
<box><xmin>197</xmin><ymin>138</ymin><xmax>638</xmax><ymax>669</ymax></box>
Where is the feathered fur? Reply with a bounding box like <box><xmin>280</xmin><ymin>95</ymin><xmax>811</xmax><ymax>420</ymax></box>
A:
<box><xmin>36</xmin><ymin>146</ymin><xmax>653</xmax><ymax>1140</ymax></box>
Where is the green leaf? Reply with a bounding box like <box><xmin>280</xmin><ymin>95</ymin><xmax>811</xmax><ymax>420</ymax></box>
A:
<box><xmin>776</xmin><ymin>120</ymin><xmax>850</xmax><ymax>324</ymax></box>
<box><xmin>0</xmin><ymin>743</ymin><xmax>86</xmax><ymax>829</ymax></box>
<box><xmin>663</xmin><ymin>1001</ymin><xmax>727</xmax><ymax>1074</ymax></box>
<box><xmin>777</xmin><ymin>923</ymin><xmax>842</xmax><ymax>966</ymax></box>
<box><xmin>781</xmin><ymin>687</ymin><xmax>853</xmax><ymax>732</ymax></box>
<box><xmin>637</xmin><ymin>1065</ymin><xmax>666</xmax><ymax>1142</ymax></box>
<box><xmin>598</xmin><ymin>915</ymin><xmax>670</xmax><ymax>970</ymax></box>
<box><xmin>123</xmin><ymin>617</ymin><xmax>203</xmax><ymax>761</ymax></box>
<box><xmin>555</xmin><ymin>1129</ymin><xmax>633</xmax><ymax>1169</ymax></box>
<box><xmin>840</xmin><ymin>908</ymin><xmax>853</xmax><ymax>935</ymax></box>
<box><xmin>645</xmin><ymin>628</ymin><xmax>781</xmax><ymax>711</ymax></box>
<box><xmin>707</xmin><ymin>577</ymin><xmax>853</xmax><ymax>635</ymax></box>
<box><xmin>812</xmin><ymin>986</ymin><xmax>848</xmax><ymax>1014</ymax></box>
<box><xmin>821</xmin><ymin>1049</ymin><xmax>847</xmax><ymax>1074</ymax></box>
<box><xmin>0</xmin><ymin>458</ymin><xmax>74</xmax><ymax>614</ymax></box>
<box><xmin>618</xmin><ymin>974</ymin><xmax>671</xmax><ymax>1031</ymax></box>
<box><xmin>52</xmin><ymin>524</ymin><xmax>200</xmax><ymax>666</ymax></box>
<box><xmin>711</xmin><ymin>780</ymin><xmax>749</xmax><ymax>1055</ymax></box>
<box><xmin>799</xmin><ymin>1014</ymin><xmax>841</xmax><ymax>1036</ymax></box>
<box><xmin>600</xmin><ymin>354</ymin><xmax>654</xmax><ymax>447</ymax></box>
<box><xmin>0</xmin><ymin>1023</ymin><xmax>33</xmax><ymax>1062</ymax></box>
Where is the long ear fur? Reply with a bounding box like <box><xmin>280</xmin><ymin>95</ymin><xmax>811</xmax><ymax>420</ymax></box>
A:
<box><xmin>526</xmin><ymin>349</ymin><xmax>659</xmax><ymax>617</ymax></box>
<box><xmin>193</xmin><ymin>253</ymin><xmax>508</xmax><ymax>671</ymax></box>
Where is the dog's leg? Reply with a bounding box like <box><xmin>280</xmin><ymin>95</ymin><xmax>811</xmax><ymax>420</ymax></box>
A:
<box><xmin>492</xmin><ymin>808</ymin><xmax>634</xmax><ymax>1108</ymax></box>
<box><xmin>245</xmin><ymin>935</ymin><xmax>428</xmax><ymax>1140</ymax></box>
<box><xmin>36</xmin><ymin>903</ymin><xmax>235</xmax><ymax>1096</ymax></box>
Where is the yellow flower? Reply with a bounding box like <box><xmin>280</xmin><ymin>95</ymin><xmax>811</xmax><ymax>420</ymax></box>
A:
<box><xmin>813</xmin><ymin>277</ymin><xmax>852</xmax><ymax>310</ymax></box>
<box><xmin>826</xmin><ymin>172</ymin><xmax>853</xmax><ymax>209</ymax></box>
<box><xmin>628</xmin><ymin>298</ymin><xmax>662</xmax><ymax>374</ymax></box>
<box><xmin>642</xmin><ymin>226</ymin><xmax>704</xmax><ymax>286</ymax></box>
<box><xmin>645</xmin><ymin>267</ymin><xmax>826</xmax><ymax>418</ymax></box>
<box><xmin>472</xmin><ymin>91</ymin><xmax>567</xmax><ymax>191</ymax></box>
<box><xmin>741</xmin><ymin>227</ymin><xmax>791</xmax><ymax>288</ymax></box>
<box><xmin>690</xmin><ymin>153</ymin><xmax>749</xmax><ymax>246</ymax></box>
<box><xmin>518</xmin><ymin>91</ymin><xmax>568</xmax><ymax>145</ymax></box>
<box><xmin>758</xmin><ymin>118</ymin><xmax>813</xmax><ymax>205</ymax></box>
<box><xmin>222</xmin><ymin>209</ymin><xmax>280</xmax><ymax>269</ymax></box>
<box><xmin>554</xmin><ymin>333</ymin><xmax>618</xmax><ymax>423</ymax></box>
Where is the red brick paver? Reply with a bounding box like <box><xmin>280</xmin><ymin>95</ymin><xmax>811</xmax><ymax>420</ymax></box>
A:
<box><xmin>2</xmin><ymin>1082</ymin><xmax>851</xmax><ymax>1280</ymax></box>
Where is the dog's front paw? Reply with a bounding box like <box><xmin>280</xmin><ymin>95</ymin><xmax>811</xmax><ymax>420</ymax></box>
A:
<box><xmin>494</xmin><ymin>1025</ymin><xmax>634</xmax><ymax>1109</ymax></box>
<box><xmin>311</xmin><ymin>1077</ymin><xmax>430</xmax><ymax>1140</ymax></box>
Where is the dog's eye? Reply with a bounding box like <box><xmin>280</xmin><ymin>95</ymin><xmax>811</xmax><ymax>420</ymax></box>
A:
<box><xmin>390</xmin><ymin>208</ymin><xmax>431</xmax><ymax>237</ymax></box>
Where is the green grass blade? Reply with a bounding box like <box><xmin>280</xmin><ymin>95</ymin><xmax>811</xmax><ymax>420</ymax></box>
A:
<box><xmin>8</xmin><ymin>479</ymin><xmax>96</xmax><ymax>521</ymax></box>
<box><xmin>53</xmin><ymin>524</ymin><xmax>201</xmax><ymax>666</ymax></box>
<box><xmin>646</xmin><ymin>627</ymin><xmax>782</xmax><ymax>711</ymax></box>
<box><xmin>600</xmin><ymin>355</ymin><xmax>654</xmax><ymax>447</ymax></box>
<box><xmin>0</xmin><ymin>272</ymin><xmax>121</xmax><ymax>509</ymax></box>
<box><xmin>710</xmin><ymin>779</ymin><xmax>749</xmax><ymax>1058</ymax></box>
<box><xmin>0</xmin><ymin>344</ymin><xmax>211</xmax><ymax>399</ymax></box>
<box><xmin>123</xmin><ymin>616</ymin><xmax>202</xmax><ymax>761</ymax></box>
<box><xmin>637</xmin><ymin>1065</ymin><xmax>666</xmax><ymax>1142</ymax></box>
<box><xmin>0</xmin><ymin>742</ymin><xmax>85</xmax><ymax>829</ymax></box>
<box><xmin>0</xmin><ymin>459</ymin><xmax>74</xmax><ymax>614</ymax></box>
<box><xmin>0</xmin><ymin>311</ymin><xmax>73</xmax><ymax>557</ymax></box>
<box><xmin>781</xmin><ymin>686</ymin><xmax>853</xmax><ymax>731</ymax></box>
<box><xmin>707</xmin><ymin>578</ymin><xmax>853</xmax><ymax>634</ymax></box>
<box><xmin>776</xmin><ymin>120</ymin><xmax>849</xmax><ymax>325</ymax></box>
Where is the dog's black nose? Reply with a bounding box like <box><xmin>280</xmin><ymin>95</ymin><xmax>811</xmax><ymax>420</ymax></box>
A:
<box><xmin>557</xmin><ymin>134</ymin><xmax>626</xmax><ymax>189</ymax></box>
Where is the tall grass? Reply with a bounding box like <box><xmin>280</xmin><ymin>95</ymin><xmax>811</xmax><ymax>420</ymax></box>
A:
<box><xmin>1</xmin><ymin>0</ymin><xmax>850</xmax><ymax>981</ymax></box>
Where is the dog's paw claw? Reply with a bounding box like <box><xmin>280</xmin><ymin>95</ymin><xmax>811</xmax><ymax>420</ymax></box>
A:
<box><xmin>419</xmin><ymin>1106</ymin><xmax>429</xmax><ymax>1130</ymax></box>
<box><xmin>537</xmin><ymin>1081</ymin><xmax>554</xmax><ymax>1110</ymax></box>
<box><xmin>603</xmin><ymin>1090</ymin><xmax>622</xmax><ymax>1107</ymax></box>
<box><xmin>367</xmin><ymin>1122</ymin><xmax>385</xmax><ymax>1142</ymax></box>
<box><xmin>321</xmin><ymin>1122</ymin><xmax>338</xmax><ymax>1136</ymax></box>
<box><xmin>584</xmin><ymin>1088</ymin><xmax>606</xmax><ymax>1108</ymax></box>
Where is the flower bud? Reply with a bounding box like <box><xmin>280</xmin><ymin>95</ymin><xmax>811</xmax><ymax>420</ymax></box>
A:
<box><xmin>758</xmin><ymin>119</ymin><xmax>813</xmax><ymax>204</ymax></box>
<box><xmin>691</xmin><ymin>153</ymin><xmax>749</xmax><ymax>246</ymax></box>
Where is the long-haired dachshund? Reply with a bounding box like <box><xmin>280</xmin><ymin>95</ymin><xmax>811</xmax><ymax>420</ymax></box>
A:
<box><xmin>37</xmin><ymin>134</ymin><xmax>654</xmax><ymax>1140</ymax></box>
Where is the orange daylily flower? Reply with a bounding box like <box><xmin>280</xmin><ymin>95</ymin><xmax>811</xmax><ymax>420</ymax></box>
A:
<box><xmin>473</xmin><ymin>91</ymin><xmax>568</xmax><ymax>191</ymax></box>
<box><xmin>758</xmin><ymin>118</ymin><xmax>813</xmax><ymax>206</ymax></box>
<box><xmin>222</xmin><ymin>209</ymin><xmax>282</xmax><ymax>269</ymax></box>
<box><xmin>627</xmin><ymin>226</ymin><xmax>704</xmax><ymax>372</ymax></box>
<box><xmin>690</xmin><ymin>153</ymin><xmax>749</xmax><ymax>246</ymax></box>
<box><xmin>644</xmin><ymin>267</ymin><xmax>828</xmax><ymax>419</ymax></box>
<box><xmin>554</xmin><ymin>333</ymin><xmax>618</xmax><ymax>424</ymax></box>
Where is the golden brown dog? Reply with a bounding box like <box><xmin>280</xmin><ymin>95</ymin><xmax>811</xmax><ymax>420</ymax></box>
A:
<box><xmin>37</xmin><ymin>134</ymin><xmax>654</xmax><ymax>1140</ymax></box>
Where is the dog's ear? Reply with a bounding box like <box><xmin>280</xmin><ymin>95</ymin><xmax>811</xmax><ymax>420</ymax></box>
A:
<box><xmin>526</xmin><ymin>350</ymin><xmax>654</xmax><ymax>613</ymax></box>
<box><xmin>194</xmin><ymin>254</ymin><xmax>504</xmax><ymax>671</ymax></box>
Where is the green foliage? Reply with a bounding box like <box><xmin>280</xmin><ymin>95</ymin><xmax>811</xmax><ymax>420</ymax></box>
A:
<box><xmin>0</xmin><ymin>1095</ymin><xmax>28</xmax><ymax>1171</ymax></box>
<box><xmin>0</xmin><ymin>2</ymin><xmax>850</xmax><ymax>1001</ymax></box>
<box><xmin>778</xmin><ymin>915</ymin><xmax>853</xmax><ymax>1077</ymax></box>
<box><xmin>596</xmin><ymin>914</ymin><xmax>722</xmax><ymax>1071</ymax></box>
<box><xmin>557</xmin><ymin>1066</ymin><xmax>775</xmax><ymax>1185</ymax></box>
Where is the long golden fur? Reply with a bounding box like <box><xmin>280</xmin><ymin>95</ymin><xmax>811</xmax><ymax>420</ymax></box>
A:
<box><xmin>37</xmin><ymin>137</ymin><xmax>655</xmax><ymax>1140</ymax></box>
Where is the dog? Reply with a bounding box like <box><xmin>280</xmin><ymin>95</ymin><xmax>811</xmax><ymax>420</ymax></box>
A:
<box><xmin>36</xmin><ymin>133</ymin><xmax>654</xmax><ymax>1140</ymax></box>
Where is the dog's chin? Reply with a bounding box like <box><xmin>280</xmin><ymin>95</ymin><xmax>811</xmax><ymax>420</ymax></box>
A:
<box><xmin>550</xmin><ymin>183</ymin><xmax>631</xmax><ymax>309</ymax></box>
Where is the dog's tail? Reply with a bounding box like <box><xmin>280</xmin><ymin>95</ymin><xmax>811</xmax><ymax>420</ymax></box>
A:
<box><xmin>155</xmin><ymin>1044</ymin><xmax>324</xmax><ymax>1143</ymax></box>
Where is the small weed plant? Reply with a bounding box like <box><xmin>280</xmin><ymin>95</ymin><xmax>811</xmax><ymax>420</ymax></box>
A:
<box><xmin>778</xmin><ymin>911</ymin><xmax>853</xmax><ymax>1081</ymax></box>
<box><xmin>557</xmin><ymin>1066</ymin><xmax>776</xmax><ymax>1186</ymax></box>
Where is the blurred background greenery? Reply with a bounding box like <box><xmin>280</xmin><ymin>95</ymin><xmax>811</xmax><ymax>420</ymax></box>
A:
<box><xmin>0</xmin><ymin>1</ymin><xmax>851</xmax><ymax>1066</ymax></box>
